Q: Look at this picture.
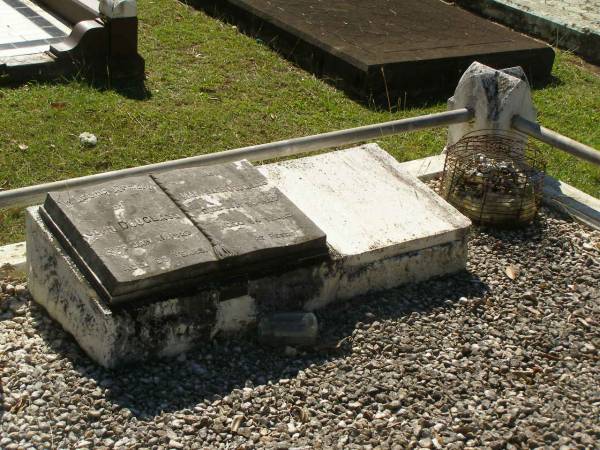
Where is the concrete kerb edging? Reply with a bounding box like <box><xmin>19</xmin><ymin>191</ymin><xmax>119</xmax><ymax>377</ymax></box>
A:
<box><xmin>1</xmin><ymin>152</ymin><xmax>598</xmax><ymax>274</ymax></box>
<box><xmin>455</xmin><ymin>0</ymin><xmax>600</xmax><ymax>65</ymax></box>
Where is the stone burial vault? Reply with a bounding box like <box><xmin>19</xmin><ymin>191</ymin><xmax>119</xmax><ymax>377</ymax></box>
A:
<box><xmin>26</xmin><ymin>144</ymin><xmax>471</xmax><ymax>367</ymax></box>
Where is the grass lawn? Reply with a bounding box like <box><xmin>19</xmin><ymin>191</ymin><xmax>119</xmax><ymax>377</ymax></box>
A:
<box><xmin>0</xmin><ymin>0</ymin><xmax>599</xmax><ymax>245</ymax></box>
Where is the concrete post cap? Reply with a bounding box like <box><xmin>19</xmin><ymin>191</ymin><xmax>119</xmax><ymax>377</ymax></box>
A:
<box><xmin>99</xmin><ymin>0</ymin><xmax>137</xmax><ymax>19</ymax></box>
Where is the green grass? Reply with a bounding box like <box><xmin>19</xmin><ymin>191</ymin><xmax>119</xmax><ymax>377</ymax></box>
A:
<box><xmin>1</xmin><ymin>0</ymin><xmax>599</xmax><ymax>244</ymax></box>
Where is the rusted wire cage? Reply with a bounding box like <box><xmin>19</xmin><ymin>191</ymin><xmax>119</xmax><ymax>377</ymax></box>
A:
<box><xmin>441</xmin><ymin>133</ymin><xmax>546</xmax><ymax>227</ymax></box>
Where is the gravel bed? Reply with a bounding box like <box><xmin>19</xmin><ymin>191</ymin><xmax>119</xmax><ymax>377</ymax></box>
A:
<box><xmin>1</xmin><ymin>206</ymin><xmax>599</xmax><ymax>449</ymax></box>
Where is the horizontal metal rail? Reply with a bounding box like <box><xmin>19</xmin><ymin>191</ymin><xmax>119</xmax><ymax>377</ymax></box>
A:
<box><xmin>0</xmin><ymin>108</ymin><xmax>473</xmax><ymax>209</ymax></box>
<box><xmin>513</xmin><ymin>115</ymin><xmax>600</xmax><ymax>167</ymax></box>
<box><xmin>1</xmin><ymin>108</ymin><xmax>597</xmax><ymax>211</ymax></box>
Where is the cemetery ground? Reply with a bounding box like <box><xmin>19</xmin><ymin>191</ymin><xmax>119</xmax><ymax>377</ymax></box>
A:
<box><xmin>0</xmin><ymin>1</ymin><xmax>599</xmax><ymax>245</ymax></box>
<box><xmin>1</xmin><ymin>205</ymin><xmax>599</xmax><ymax>448</ymax></box>
<box><xmin>1</xmin><ymin>1</ymin><xmax>600</xmax><ymax>449</ymax></box>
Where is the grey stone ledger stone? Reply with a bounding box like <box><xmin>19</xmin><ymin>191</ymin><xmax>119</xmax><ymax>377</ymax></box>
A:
<box><xmin>152</xmin><ymin>160</ymin><xmax>327</xmax><ymax>266</ymax></box>
<box><xmin>40</xmin><ymin>161</ymin><xmax>327</xmax><ymax>305</ymax></box>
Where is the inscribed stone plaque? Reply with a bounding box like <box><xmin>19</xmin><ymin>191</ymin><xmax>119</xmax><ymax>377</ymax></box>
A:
<box><xmin>42</xmin><ymin>175</ymin><xmax>218</xmax><ymax>304</ymax></box>
<box><xmin>41</xmin><ymin>161</ymin><xmax>328</xmax><ymax>305</ymax></box>
<box><xmin>152</xmin><ymin>160</ymin><xmax>327</xmax><ymax>267</ymax></box>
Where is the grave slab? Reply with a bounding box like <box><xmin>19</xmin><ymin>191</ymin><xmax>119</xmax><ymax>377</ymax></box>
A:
<box><xmin>41</xmin><ymin>162</ymin><xmax>327</xmax><ymax>305</ymax></box>
<box><xmin>0</xmin><ymin>0</ymin><xmax>144</xmax><ymax>82</ymax></box>
<box><xmin>26</xmin><ymin>144</ymin><xmax>470</xmax><ymax>367</ymax></box>
<box><xmin>41</xmin><ymin>175</ymin><xmax>218</xmax><ymax>304</ymax></box>
<box><xmin>200</xmin><ymin>0</ymin><xmax>554</xmax><ymax>104</ymax></box>
<box><xmin>257</xmin><ymin>144</ymin><xmax>472</xmax><ymax>310</ymax></box>
<box><xmin>456</xmin><ymin>0</ymin><xmax>600</xmax><ymax>64</ymax></box>
<box><xmin>0</xmin><ymin>0</ymin><xmax>70</xmax><ymax>60</ymax></box>
<box><xmin>152</xmin><ymin>160</ymin><xmax>327</xmax><ymax>268</ymax></box>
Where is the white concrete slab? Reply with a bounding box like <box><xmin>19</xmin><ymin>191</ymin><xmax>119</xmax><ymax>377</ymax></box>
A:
<box><xmin>543</xmin><ymin>176</ymin><xmax>600</xmax><ymax>230</ymax></box>
<box><xmin>394</xmin><ymin>154</ymin><xmax>445</xmax><ymax>181</ymax></box>
<box><xmin>259</xmin><ymin>144</ymin><xmax>471</xmax><ymax>267</ymax></box>
<box><xmin>0</xmin><ymin>241</ymin><xmax>26</xmax><ymax>273</ymax></box>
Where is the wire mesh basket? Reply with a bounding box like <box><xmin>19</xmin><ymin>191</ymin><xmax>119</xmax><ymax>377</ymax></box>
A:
<box><xmin>441</xmin><ymin>133</ymin><xmax>546</xmax><ymax>227</ymax></box>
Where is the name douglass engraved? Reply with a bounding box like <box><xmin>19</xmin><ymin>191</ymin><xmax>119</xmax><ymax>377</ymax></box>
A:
<box><xmin>82</xmin><ymin>212</ymin><xmax>183</xmax><ymax>243</ymax></box>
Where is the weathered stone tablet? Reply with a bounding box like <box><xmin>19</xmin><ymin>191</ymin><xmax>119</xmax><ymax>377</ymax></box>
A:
<box><xmin>41</xmin><ymin>162</ymin><xmax>328</xmax><ymax>305</ymax></box>
<box><xmin>42</xmin><ymin>175</ymin><xmax>219</xmax><ymax>304</ymax></box>
<box><xmin>152</xmin><ymin>160</ymin><xmax>327</xmax><ymax>267</ymax></box>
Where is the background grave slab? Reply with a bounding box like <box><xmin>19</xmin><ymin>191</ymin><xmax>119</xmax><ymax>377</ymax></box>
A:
<box><xmin>456</xmin><ymin>0</ymin><xmax>600</xmax><ymax>64</ymax></box>
<box><xmin>199</xmin><ymin>0</ymin><xmax>554</xmax><ymax>105</ymax></box>
<box><xmin>0</xmin><ymin>0</ymin><xmax>70</xmax><ymax>60</ymax></box>
<box><xmin>1</xmin><ymin>0</ymin><xmax>145</xmax><ymax>83</ymax></box>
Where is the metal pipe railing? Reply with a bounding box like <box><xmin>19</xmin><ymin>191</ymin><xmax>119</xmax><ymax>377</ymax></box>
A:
<box><xmin>1</xmin><ymin>107</ymin><xmax>597</xmax><ymax>211</ymax></box>
<box><xmin>0</xmin><ymin>108</ymin><xmax>473</xmax><ymax>209</ymax></box>
<box><xmin>512</xmin><ymin>116</ymin><xmax>600</xmax><ymax>167</ymax></box>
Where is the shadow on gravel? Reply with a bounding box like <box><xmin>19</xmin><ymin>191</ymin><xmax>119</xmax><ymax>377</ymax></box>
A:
<box><xmin>29</xmin><ymin>270</ymin><xmax>488</xmax><ymax>420</ymax></box>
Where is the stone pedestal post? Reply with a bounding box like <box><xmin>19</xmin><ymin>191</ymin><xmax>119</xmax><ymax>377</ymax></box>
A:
<box><xmin>446</xmin><ymin>61</ymin><xmax>537</xmax><ymax>149</ymax></box>
<box><xmin>99</xmin><ymin>0</ymin><xmax>145</xmax><ymax>80</ymax></box>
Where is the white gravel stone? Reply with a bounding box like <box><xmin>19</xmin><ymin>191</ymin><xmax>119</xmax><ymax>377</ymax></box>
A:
<box><xmin>78</xmin><ymin>132</ymin><xmax>98</xmax><ymax>147</ymax></box>
<box><xmin>14</xmin><ymin>284</ymin><xmax>27</xmax><ymax>296</ymax></box>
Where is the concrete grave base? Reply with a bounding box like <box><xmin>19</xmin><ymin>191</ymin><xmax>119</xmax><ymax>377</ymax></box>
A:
<box><xmin>26</xmin><ymin>145</ymin><xmax>470</xmax><ymax>367</ymax></box>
